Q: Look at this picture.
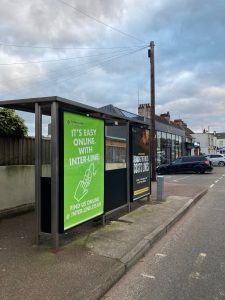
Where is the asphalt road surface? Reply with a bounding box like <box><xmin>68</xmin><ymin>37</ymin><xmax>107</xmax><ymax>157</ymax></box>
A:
<box><xmin>103</xmin><ymin>167</ymin><xmax>225</xmax><ymax>300</ymax></box>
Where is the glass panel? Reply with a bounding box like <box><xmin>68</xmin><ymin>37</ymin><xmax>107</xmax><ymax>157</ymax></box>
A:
<box><xmin>156</xmin><ymin>131</ymin><xmax>162</xmax><ymax>165</ymax></box>
<box><xmin>171</xmin><ymin>134</ymin><xmax>176</xmax><ymax>161</ymax></box>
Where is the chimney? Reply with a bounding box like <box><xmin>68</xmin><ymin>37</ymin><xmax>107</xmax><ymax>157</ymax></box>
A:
<box><xmin>174</xmin><ymin>119</ymin><xmax>186</xmax><ymax>127</ymax></box>
<box><xmin>160</xmin><ymin>112</ymin><xmax>170</xmax><ymax>122</ymax></box>
<box><xmin>138</xmin><ymin>103</ymin><xmax>151</xmax><ymax>119</ymax></box>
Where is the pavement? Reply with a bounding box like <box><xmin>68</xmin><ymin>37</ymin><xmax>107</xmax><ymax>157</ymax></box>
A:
<box><xmin>0</xmin><ymin>180</ymin><xmax>208</xmax><ymax>300</ymax></box>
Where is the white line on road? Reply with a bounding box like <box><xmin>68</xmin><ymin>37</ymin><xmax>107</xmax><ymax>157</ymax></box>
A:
<box><xmin>141</xmin><ymin>273</ymin><xmax>156</xmax><ymax>279</ymax></box>
<box><xmin>155</xmin><ymin>253</ymin><xmax>167</xmax><ymax>257</ymax></box>
<box><xmin>215</xmin><ymin>180</ymin><xmax>219</xmax><ymax>183</ymax></box>
<box><xmin>173</xmin><ymin>175</ymin><xmax>192</xmax><ymax>182</ymax></box>
<box><xmin>210</xmin><ymin>184</ymin><xmax>214</xmax><ymax>188</ymax></box>
<box><xmin>195</xmin><ymin>253</ymin><xmax>207</xmax><ymax>266</ymax></box>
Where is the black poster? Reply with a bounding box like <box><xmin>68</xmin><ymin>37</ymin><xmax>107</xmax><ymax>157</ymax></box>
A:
<box><xmin>131</xmin><ymin>127</ymin><xmax>150</xmax><ymax>201</ymax></box>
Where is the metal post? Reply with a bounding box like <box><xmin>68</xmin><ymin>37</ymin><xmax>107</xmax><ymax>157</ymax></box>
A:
<box><xmin>157</xmin><ymin>176</ymin><xmax>165</xmax><ymax>201</ymax></box>
<box><xmin>35</xmin><ymin>103</ymin><xmax>42</xmax><ymax>244</ymax></box>
<box><xmin>149</xmin><ymin>41</ymin><xmax>156</xmax><ymax>181</ymax></box>
<box><xmin>126</xmin><ymin>122</ymin><xmax>131</xmax><ymax>212</ymax></box>
<box><xmin>51</xmin><ymin>101</ymin><xmax>59</xmax><ymax>248</ymax></box>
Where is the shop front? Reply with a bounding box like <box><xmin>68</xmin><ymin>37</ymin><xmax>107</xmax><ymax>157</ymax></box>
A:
<box><xmin>156</xmin><ymin>131</ymin><xmax>183</xmax><ymax>165</ymax></box>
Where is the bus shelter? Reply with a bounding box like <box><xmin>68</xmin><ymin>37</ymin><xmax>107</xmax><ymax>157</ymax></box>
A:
<box><xmin>0</xmin><ymin>96</ymin><xmax>151</xmax><ymax>248</ymax></box>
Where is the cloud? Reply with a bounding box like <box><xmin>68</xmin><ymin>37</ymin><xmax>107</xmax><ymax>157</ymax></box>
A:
<box><xmin>0</xmin><ymin>0</ymin><xmax>225</xmax><ymax>135</ymax></box>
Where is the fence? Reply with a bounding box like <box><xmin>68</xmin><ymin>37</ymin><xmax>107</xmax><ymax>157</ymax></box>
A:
<box><xmin>0</xmin><ymin>137</ymin><xmax>50</xmax><ymax>165</ymax></box>
<box><xmin>0</xmin><ymin>136</ymin><xmax>126</xmax><ymax>166</ymax></box>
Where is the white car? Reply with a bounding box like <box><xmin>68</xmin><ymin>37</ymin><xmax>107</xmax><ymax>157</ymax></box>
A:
<box><xmin>206</xmin><ymin>154</ymin><xmax>225</xmax><ymax>166</ymax></box>
<box><xmin>217</xmin><ymin>149</ymin><xmax>225</xmax><ymax>157</ymax></box>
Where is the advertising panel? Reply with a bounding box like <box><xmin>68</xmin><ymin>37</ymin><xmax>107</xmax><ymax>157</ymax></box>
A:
<box><xmin>132</xmin><ymin>127</ymin><xmax>150</xmax><ymax>200</ymax></box>
<box><xmin>63</xmin><ymin>112</ymin><xmax>104</xmax><ymax>230</ymax></box>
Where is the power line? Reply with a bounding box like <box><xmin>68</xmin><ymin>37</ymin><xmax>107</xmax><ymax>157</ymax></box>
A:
<box><xmin>57</xmin><ymin>0</ymin><xmax>145</xmax><ymax>43</ymax></box>
<box><xmin>0</xmin><ymin>46</ymin><xmax>144</xmax><ymax>66</ymax></box>
<box><xmin>0</xmin><ymin>47</ymin><xmax>142</xmax><ymax>83</ymax></box>
<box><xmin>5</xmin><ymin>46</ymin><xmax>147</xmax><ymax>95</ymax></box>
<box><xmin>33</xmin><ymin>47</ymin><xmax>147</xmax><ymax>87</ymax></box>
<box><xmin>0</xmin><ymin>41</ymin><xmax>146</xmax><ymax>50</ymax></box>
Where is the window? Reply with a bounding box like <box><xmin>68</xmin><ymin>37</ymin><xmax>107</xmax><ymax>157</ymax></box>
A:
<box><xmin>172</xmin><ymin>158</ymin><xmax>182</xmax><ymax>164</ymax></box>
<box><xmin>219</xmin><ymin>141</ymin><xmax>223</xmax><ymax>147</ymax></box>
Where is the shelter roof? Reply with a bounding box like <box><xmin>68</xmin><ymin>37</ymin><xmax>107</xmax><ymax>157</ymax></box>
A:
<box><xmin>0</xmin><ymin>96</ymin><xmax>148</xmax><ymax>126</ymax></box>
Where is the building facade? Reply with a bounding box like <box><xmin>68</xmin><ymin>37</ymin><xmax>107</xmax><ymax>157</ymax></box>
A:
<box><xmin>191</xmin><ymin>133</ymin><xmax>217</xmax><ymax>155</ymax></box>
<box><xmin>101</xmin><ymin>104</ymin><xmax>195</xmax><ymax>166</ymax></box>
<box><xmin>138</xmin><ymin>104</ymin><xmax>192</xmax><ymax>165</ymax></box>
<box><xmin>215</xmin><ymin>132</ymin><xmax>225</xmax><ymax>149</ymax></box>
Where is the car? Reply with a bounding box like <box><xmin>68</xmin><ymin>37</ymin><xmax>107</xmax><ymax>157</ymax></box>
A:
<box><xmin>217</xmin><ymin>148</ymin><xmax>225</xmax><ymax>155</ymax></box>
<box><xmin>205</xmin><ymin>154</ymin><xmax>225</xmax><ymax>166</ymax></box>
<box><xmin>156</xmin><ymin>156</ymin><xmax>213</xmax><ymax>174</ymax></box>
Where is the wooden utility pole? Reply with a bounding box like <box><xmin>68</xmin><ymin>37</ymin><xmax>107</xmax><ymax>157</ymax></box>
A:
<box><xmin>149</xmin><ymin>41</ymin><xmax>156</xmax><ymax>181</ymax></box>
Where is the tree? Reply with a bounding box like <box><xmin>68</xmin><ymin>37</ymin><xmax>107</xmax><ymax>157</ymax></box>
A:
<box><xmin>0</xmin><ymin>108</ymin><xmax>28</xmax><ymax>137</ymax></box>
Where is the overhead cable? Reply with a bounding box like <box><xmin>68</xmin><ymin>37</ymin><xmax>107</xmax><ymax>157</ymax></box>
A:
<box><xmin>0</xmin><ymin>47</ymin><xmax>143</xmax><ymax>83</ymax></box>
<box><xmin>0</xmin><ymin>46</ymin><xmax>144</xmax><ymax>66</ymax></box>
<box><xmin>5</xmin><ymin>46</ymin><xmax>147</xmax><ymax>94</ymax></box>
<box><xmin>0</xmin><ymin>41</ymin><xmax>146</xmax><ymax>50</ymax></box>
<box><xmin>57</xmin><ymin>0</ymin><xmax>144</xmax><ymax>43</ymax></box>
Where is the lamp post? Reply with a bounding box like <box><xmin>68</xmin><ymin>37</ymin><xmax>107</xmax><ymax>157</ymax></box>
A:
<box><xmin>148</xmin><ymin>41</ymin><xmax>156</xmax><ymax>181</ymax></box>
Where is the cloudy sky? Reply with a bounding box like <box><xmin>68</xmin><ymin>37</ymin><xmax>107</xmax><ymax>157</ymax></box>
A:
<box><xmin>0</xmin><ymin>0</ymin><xmax>225</xmax><ymax>135</ymax></box>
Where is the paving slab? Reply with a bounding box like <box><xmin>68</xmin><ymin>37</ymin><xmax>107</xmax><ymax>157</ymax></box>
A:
<box><xmin>0</xmin><ymin>182</ymin><xmax>207</xmax><ymax>300</ymax></box>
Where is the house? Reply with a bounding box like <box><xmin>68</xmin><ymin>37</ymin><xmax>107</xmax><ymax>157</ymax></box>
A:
<box><xmin>191</xmin><ymin>132</ymin><xmax>217</xmax><ymax>155</ymax></box>
<box><xmin>215</xmin><ymin>132</ymin><xmax>225</xmax><ymax>149</ymax></box>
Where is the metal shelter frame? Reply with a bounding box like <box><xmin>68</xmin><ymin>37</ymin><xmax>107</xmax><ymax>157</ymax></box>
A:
<box><xmin>0</xmin><ymin>96</ymin><xmax>150</xmax><ymax>248</ymax></box>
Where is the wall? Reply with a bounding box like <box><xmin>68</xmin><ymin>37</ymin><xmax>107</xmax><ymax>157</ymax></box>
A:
<box><xmin>0</xmin><ymin>165</ymin><xmax>50</xmax><ymax>214</ymax></box>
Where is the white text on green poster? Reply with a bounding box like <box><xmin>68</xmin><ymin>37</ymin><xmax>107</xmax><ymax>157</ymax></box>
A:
<box><xmin>63</xmin><ymin>112</ymin><xmax>104</xmax><ymax>230</ymax></box>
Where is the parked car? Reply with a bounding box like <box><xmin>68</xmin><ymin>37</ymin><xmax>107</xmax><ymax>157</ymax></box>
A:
<box><xmin>156</xmin><ymin>156</ymin><xmax>213</xmax><ymax>174</ymax></box>
<box><xmin>217</xmin><ymin>148</ymin><xmax>225</xmax><ymax>157</ymax></box>
<box><xmin>205</xmin><ymin>154</ymin><xmax>225</xmax><ymax>166</ymax></box>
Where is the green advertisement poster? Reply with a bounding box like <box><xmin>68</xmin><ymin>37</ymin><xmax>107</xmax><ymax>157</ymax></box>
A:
<box><xmin>63</xmin><ymin>112</ymin><xmax>104</xmax><ymax>230</ymax></box>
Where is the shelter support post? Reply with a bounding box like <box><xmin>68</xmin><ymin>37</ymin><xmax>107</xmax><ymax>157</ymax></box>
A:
<box><xmin>126</xmin><ymin>122</ymin><xmax>131</xmax><ymax>212</ymax></box>
<box><xmin>51</xmin><ymin>102</ymin><xmax>59</xmax><ymax>248</ymax></box>
<box><xmin>35</xmin><ymin>103</ymin><xmax>42</xmax><ymax>245</ymax></box>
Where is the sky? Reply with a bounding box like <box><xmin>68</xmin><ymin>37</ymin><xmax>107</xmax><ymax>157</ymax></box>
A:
<box><xmin>0</xmin><ymin>0</ymin><xmax>225</xmax><ymax>135</ymax></box>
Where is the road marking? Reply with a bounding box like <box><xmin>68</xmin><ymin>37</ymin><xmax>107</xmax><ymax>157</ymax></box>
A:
<box><xmin>155</xmin><ymin>253</ymin><xmax>167</xmax><ymax>257</ymax></box>
<box><xmin>173</xmin><ymin>175</ymin><xmax>192</xmax><ymax>182</ymax></box>
<box><xmin>141</xmin><ymin>273</ymin><xmax>155</xmax><ymax>279</ymax></box>
<box><xmin>215</xmin><ymin>180</ymin><xmax>219</xmax><ymax>183</ymax></box>
<box><xmin>213</xmin><ymin>208</ymin><xmax>225</xmax><ymax>211</ymax></box>
<box><xmin>195</xmin><ymin>253</ymin><xmax>207</xmax><ymax>265</ymax></box>
<box><xmin>219</xmin><ymin>289</ymin><xmax>225</xmax><ymax>296</ymax></box>
<box><xmin>210</xmin><ymin>184</ymin><xmax>214</xmax><ymax>188</ymax></box>
<box><xmin>189</xmin><ymin>272</ymin><xmax>201</xmax><ymax>280</ymax></box>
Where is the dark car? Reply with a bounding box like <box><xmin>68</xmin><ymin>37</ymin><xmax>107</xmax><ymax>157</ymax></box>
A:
<box><xmin>156</xmin><ymin>156</ymin><xmax>213</xmax><ymax>174</ymax></box>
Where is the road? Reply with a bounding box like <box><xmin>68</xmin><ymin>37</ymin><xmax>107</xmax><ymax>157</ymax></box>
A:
<box><xmin>103</xmin><ymin>167</ymin><xmax>225</xmax><ymax>300</ymax></box>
